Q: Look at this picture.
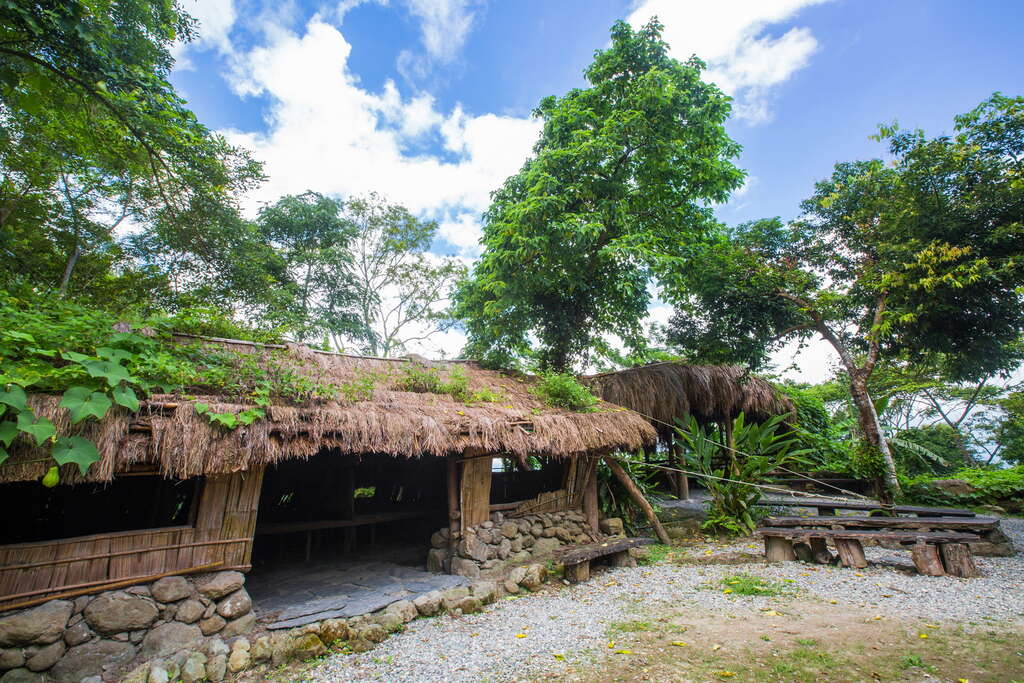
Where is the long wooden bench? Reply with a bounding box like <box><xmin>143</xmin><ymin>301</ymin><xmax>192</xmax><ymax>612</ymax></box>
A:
<box><xmin>554</xmin><ymin>537</ymin><xmax>654</xmax><ymax>583</ymax></box>
<box><xmin>757</xmin><ymin>526</ymin><xmax>982</xmax><ymax>577</ymax></box>
<box><xmin>756</xmin><ymin>497</ymin><xmax>976</xmax><ymax>517</ymax></box>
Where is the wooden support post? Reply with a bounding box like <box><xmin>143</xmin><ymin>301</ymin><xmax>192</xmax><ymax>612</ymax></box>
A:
<box><xmin>809</xmin><ymin>537</ymin><xmax>832</xmax><ymax>564</ymax></box>
<box><xmin>671</xmin><ymin>440</ymin><xmax>690</xmax><ymax>501</ymax></box>
<box><xmin>602</xmin><ymin>456</ymin><xmax>671</xmax><ymax>545</ymax></box>
<box><xmin>446</xmin><ymin>456</ymin><xmax>460</xmax><ymax>569</ymax></box>
<box><xmin>610</xmin><ymin>550</ymin><xmax>636</xmax><ymax>568</ymax></box>
<box><xmin>911</xmin><ymin>543</ymin><xmax>946</xmax><ymax>576</ymax></box>
<box><xmin>765</xmin><ymin>536</ymin><xmax>796</xmax><ymax>562</ymax></box>
<box><xmin>939</xmin><ymin>542</ymin><xmax>980</xmax><ymax>578</ymax></box>
<box><xmin>834</xmin><ymin>538</ymin><xmax>868</xmax><ymax>568</ymax></box>
<box><xmin>583</xmin><ymin>462</ymin><xmax>600</xmax><ymax>536</ymax></box>
<box><xmin>565</xmin><ymin>561</ymin><xmax>590</xmax><ymax>583</ymax></box>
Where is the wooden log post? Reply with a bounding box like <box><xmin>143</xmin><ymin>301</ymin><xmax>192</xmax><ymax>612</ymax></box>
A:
<box><xmin>602</xmin><ymin>456</ymin><xmax>671</xmax><ymax>545</ymax></box>
<box><xmin>446</xmin><ymin>456</ymin><xmax>460</xmax><ymax>571</ymax></box>
<box><xmin>583</xmin><ymin>462</ymin><xmax>600</xmax><ymax>536</ymax></box>
<box><xmin>834</xmin><ymin>538</ymin><xmax>868</xmax><ymax>568</ymax></box>
<box><xmin>911</xmin><ymin>543</ymin><xmax>945</xmax><ymax>576</ymax></box>
<box><xmin>939</xmin><ymin>542</ymin><xmax>980</xmax><ymax>578</ymax></box>
<box><xmin>764</xmin><ymin>536</ymin><xmax>796</xmax><ymax>562</ymax></box>
<box><xmin>610</xmin><ymin>550</ymin><xmax>636</xmax><ymax>568</ymax></box>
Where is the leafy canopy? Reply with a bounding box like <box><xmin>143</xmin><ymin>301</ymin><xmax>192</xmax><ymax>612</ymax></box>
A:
<box><xmin>456</xmin><ymin>19</ymin><xmax>743</xmax><ymax>371</ymax></box>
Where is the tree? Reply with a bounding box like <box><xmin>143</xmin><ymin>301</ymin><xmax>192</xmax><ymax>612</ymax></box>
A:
<box><xmin>0</xmin><ymin>0</ymin><xmax>264</xmax><ymax>305</ymax></box>
<box><xmin>667</xmin><ymin>94</ymin><xmax>1024</xmax><ymax>496</ymax></box>
<box><xmin>455</xmin><ymin>19</ymin><xmax>743</xmax><ymax>371</ymax></box>
<box><xmin>254</xmin><ymin>192</ymin><xmax>361</xmax><ymax>345</ymax></box>
<box><xmin>344</xmin><ymin>193</ymin><xmax>466</xmax><ymax>357</ymax></box>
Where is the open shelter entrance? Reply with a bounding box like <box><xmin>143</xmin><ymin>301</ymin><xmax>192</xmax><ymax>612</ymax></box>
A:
<box><xmin>246</xmin><ymin>450</ymin><xmax>461</xmax><ymax>628</ymax></box>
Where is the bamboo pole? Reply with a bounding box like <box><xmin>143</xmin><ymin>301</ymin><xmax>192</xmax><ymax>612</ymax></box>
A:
<box><xmin>0</xmin><ymin>561</ymin><xmax>223</xmax><ymax>612</ymax></box>
<box><xmin>0</xmin><ymin>538</ymin><xmax>251</xmax><ymax>573</ymax></box>
<box><xmin>602</xmin><ymin>455</ymin><xmax>671</xmax><ymax>545</ymax></box>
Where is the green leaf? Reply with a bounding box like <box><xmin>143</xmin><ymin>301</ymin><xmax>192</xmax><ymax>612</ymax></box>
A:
<box><xmin>17</xmin><ymin>411</ymin><xmax>56</xmax><ymax>445</ymax></box>
<box><xmin>82</xmin><ymin>359</ymin><xmax>133</xmax><ymax>387</ymax></box>
<box><xmin>97</xmin><ymin>347</ymin><xmax>134</xmax><ymax>363</ymax></box>
<box><xmin>194</xmin><ymin>402</ymin><xmax>209</xmax><ymax>415</ymax></box>
<box><xmin>61</xmin><ymin>350</ymin><xmax>92</xmax><ymax>364</ymax></box>
<box><xmin>59</xmin><ymin>387</ymin><xmax>113</xmax><ymax>423</ymax></box>
<box><xmin>3</xmin><ymin>331</ymin><xmax>35</xmax><ymax>343</ymax></box>
<box><xmin>0</xmin><ymin>420</ymin><xmax>17</xmax><ymax>447</ymax></box>
<box><xmin>52</xmin><ymin>436</ymin><xmax>100</xmax><ymax>476</ymax></box>
<box><xmin>112</xmin><ymin>384</ymin><xmax>140</xmax><ymax>411</ymax></box>
<box><xmin>0</xmin><ymin>446</ymin><xmax>7</xmax><ymax>467</ymax></box>
<box><xmin>0</xmin><ymin>385</ymin><xmax>27</xmax><ymax>412</ymax></box>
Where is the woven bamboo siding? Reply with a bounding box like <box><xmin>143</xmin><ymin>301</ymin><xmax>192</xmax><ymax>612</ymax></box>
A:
<box><xmin>0</xmin><ymin>468</ymin><xmax>263</xmax><ymax>610</ymax></box>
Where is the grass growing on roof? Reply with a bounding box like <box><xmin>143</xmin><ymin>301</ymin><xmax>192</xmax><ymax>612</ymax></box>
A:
<box><xmin>530</xmin><ymin>372</ymin><xmax>598</xmax><ymax>411</ymax></box>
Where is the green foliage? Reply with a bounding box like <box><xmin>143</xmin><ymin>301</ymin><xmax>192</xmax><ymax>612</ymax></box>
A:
<box><xmin>901</xmin><ymin>466</ymin><xmax>1024</xmax><ymax>512</ymax></box>
<box><xmin>455</xmin><ymin>19</ymin><xmax>743</xmax><ymax>371</ymax></box>
<box><xmin>990</xmin><ymin>391</ymin><xmax>1024</xmax><ymax>465</ymax></box>
<box><xmin>0</xmin><ymin>292</ymin><xmax>336</xmax><ymax>483</ymax></box>
<box><xmin>718</xmin><ymin>574</ymin><xmax>792</xmax><ymax>597</ymax></box>
<box><xmin>890</xmin><ymin>425</ymin><xmax>969</xmax><ymax>476</ymax></box>
<box><xmin>529</xmin><ymin>373</ymin><xmax>598</xmax><ymax>412</ymax></box>
<box><xmin>676</xmin><ymin>413</ymin><xmax>809</xmax><ymax>536</ymax></box>
<box><xmin>0</xmin><ymin>0</ymin><xmax>266</xmax><ymax>308</ymax></box>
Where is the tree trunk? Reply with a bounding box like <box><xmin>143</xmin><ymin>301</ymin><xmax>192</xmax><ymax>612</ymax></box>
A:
<box><xmin>602</xmin><ymin>456</ymin><xmax>671</xmax><ymax>545</ymax></box>
<box><xmin>849</xmin><ymin>376</ymin><xmax>900</xmax><ymax>500</ymax></box>
<box><xmin>58</xmin><ymin>244</ymin><xmax>82</xmax><ymax>298</ymax></box>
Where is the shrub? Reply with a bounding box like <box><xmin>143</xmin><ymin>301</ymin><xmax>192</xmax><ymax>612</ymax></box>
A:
<box><xmin>530</xmin><ymin>372</ymin><xmax>598</xmax><ymax>411</ymax></box>
<box><xmin>901</xmin><ymin>466</ymin><xmax>1024</xmax><ymax>512</ymax></box>
<box><xmin>676</xmin><ymin>413</ymin><xmax>810</xmax><ymax>535</ymax></box>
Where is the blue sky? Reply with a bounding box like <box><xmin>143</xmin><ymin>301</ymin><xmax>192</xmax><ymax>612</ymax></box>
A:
<box><xmin>169</xmin><ymin>0</ymin><xmax>1024</xmax><ymax>374</ymax></box>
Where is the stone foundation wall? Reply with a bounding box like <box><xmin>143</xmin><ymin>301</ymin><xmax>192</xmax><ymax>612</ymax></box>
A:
<box><xmin>427</xmin><ymin>509</ymin><xmax>598</xmax><ymax>579</ymax></box>
<box><xmin>0</xmin><ymin>571</ymin><xmax>255</xmax><ymax>683</ymax></box>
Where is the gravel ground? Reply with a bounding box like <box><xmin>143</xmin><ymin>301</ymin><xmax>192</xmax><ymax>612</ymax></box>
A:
<box><xmin>302</xmin><ymin>516</ymin><xmax>1024</xmax><ymax>683</ymax></box>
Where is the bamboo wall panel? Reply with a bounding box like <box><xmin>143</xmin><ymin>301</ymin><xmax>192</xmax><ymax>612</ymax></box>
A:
<box><xmin>460</xmin><ymin>457</ymin><xmax>492</xmax><ymax>530</ymax></box>
<box><xmin>0</xmin><ymin>468</ymin><xmax>264</xmax><ymax>609</ymax></box>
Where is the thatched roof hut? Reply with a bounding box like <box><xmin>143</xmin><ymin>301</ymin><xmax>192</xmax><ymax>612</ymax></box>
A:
<box><xmin>582</xmin><ymin>362</ymin><xmax>793</xmax><ymax>438</ymax></box>
<box><xmin>1</xmin><ymin>340</ymin><xmax>657</xmax><ymax>485</ymax></box>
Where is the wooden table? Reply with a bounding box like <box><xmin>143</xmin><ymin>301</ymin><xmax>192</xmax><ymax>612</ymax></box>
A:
<box><xmin>255</xmin><ymin>512</ymin><xmax>426</xmax><ymax>561</ymax></box>
<box><xmin>756</xmin><ymin>497</ymin><xmax>976</xmax><ymax>518</ymax></box>
<box><xmin>756</xmin><ymin>513</ymin><xmax>990</xmax><ymax>577</ymax></box>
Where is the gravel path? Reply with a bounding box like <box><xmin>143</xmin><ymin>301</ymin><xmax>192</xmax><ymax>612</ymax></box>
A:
<box><xmin>302</xmin><ymin>517</ymin><xmax>1024</xmax><ymax>683</ymax></box>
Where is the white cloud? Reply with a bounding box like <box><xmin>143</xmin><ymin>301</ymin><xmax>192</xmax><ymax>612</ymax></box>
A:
<box><xmin>223</xmin><ymin>16</ymin><xmax>539</xmax><ymax>244</ymax></box>
<box><xmin>172</xmin><ymin>0</ymin><xmax>237</xmax><ymax>67</ymax></box>
<box><xmin>628</xmin><ymin>0</ymin><xmax>830</xmax><ymax>123</ymax></box>
<box><xmin>397</xmin><ymin>0</ymin><xmax>480</xmax><ymax>80</ymax></box>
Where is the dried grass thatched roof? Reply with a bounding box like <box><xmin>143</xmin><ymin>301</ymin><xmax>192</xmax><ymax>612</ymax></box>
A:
<box><xmin>582</xmin><ymin>362</ymin><xmax>793</xmax><ymax>438</ymax></box>
<box><xmin>1</xmin><ymin>340</ymin><xmax>656</xmax><ymax>484</ymax></box>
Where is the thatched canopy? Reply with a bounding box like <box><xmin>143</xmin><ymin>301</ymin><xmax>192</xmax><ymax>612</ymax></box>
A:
<box><xmin>1</xmin><ymin>341</ymin><xmax>656</xmax><ymax>484</ymax></box>
<box><xmin>582</xmin><ymin>362</ymin><xmax>793</xmax><ymax>438</ymax></box>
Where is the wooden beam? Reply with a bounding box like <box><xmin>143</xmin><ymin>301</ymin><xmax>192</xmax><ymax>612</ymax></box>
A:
<box><xmin>583</xmin><ymin>463</ymin><xmax>600</xmax><ymax>535</ymax></box>
<box><xmin>602</xmin><ymin>456</ymin><xmax>670</xmax><ymax>545</ymax></box>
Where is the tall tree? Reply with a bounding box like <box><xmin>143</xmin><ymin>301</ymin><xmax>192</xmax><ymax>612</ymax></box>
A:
<box><xmin>667</xmin><ymin>94</ymin><xmax>1024</xmax><ymax>495</ymax></box>
<box><xmin>254</xmin><ymin>192</ymin><xmax>362</xmax><ymax>345</ymax></box>
<box><xmin>0</xmin><ymin>0</ymin><xmax>264</xmax><ymax>304</ymax></box>
<box><xmin>344</xmin><ymin>193</ymin><xmax>466</xmax><ymax>357</ymax></box>
<box><xmin>455</xmin><ymin>19</ymin><xmax>743</xmax><ymax>371</ymax></box>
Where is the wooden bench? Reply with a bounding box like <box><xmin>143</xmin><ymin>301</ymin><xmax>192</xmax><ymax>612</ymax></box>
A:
<box><xmin>756</xmin><ymin>497</ymin><xmax>976</xmax><ymax>518</ymax></box>
<box><xmin>555</xmin><ymin>537</ymin><xmax>654</xmax><ymax>583</ymax></box>
<box><xmin>757</xmin><ymin>527</ymin><xmax>982</xmax><ymax>577</ymax></box>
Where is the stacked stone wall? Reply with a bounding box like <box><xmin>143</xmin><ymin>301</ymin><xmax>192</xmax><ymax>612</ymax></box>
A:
<box><xmin>0</xmin><ymin>571</ymin><xmax>254</xmax><ymax>683</ymax></box>
<box><xmin>427</xmin><ymin>509</ymin><xmax>597</xmax><ymax>579</ymax></box>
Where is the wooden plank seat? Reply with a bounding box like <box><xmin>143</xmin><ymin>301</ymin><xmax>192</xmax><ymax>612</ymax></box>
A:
<box><xmin>756</xmin><ymin>497</ymin><xmax>975</xmax><ymax>518</ymax></box>
<box><xmin>554</xmin><ymin>537</ymin><xmax>654</xmax><ymax>583</ymax></box>
<box><xmin>756</xmin><ymin>527</ymin><xmax>982</xmax><ymax>577</ymax></box>
<box><xmin>762</xmin><ymin>515</ymin><xmax>998</xmax><ymax>531</ymax></box>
